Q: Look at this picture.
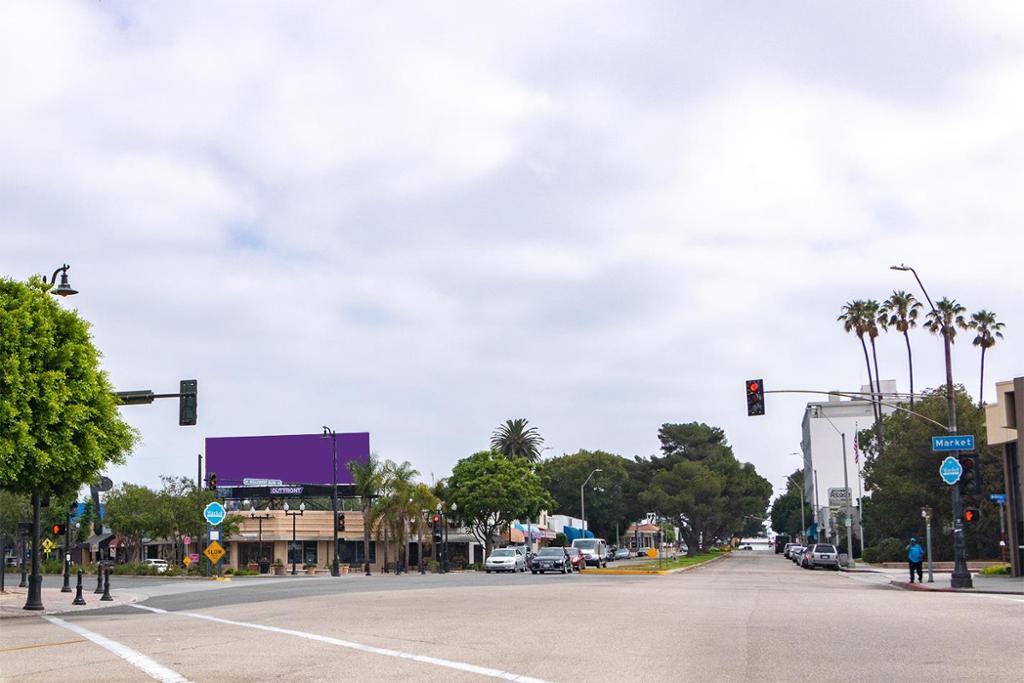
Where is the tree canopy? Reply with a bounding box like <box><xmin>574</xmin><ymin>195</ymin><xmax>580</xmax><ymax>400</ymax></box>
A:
<box><xmin>0</xmin><ymin>277</ymin><xmax>136</xmax><ymax>496</ymax></box>
<box><xmin>639</xmin><ymin>422</ymin><xmax>771</xmax><ymax>555</ymax></box>
<box><xmin>448</xmin><ymin>450</ymin><xmax>554</xmax><ymax>556</ymax></box>
<box><xmin>539</xmin><ymin>449</ymin><xmax>640</xmax><ymax>542</ymax></box>
<box><xmin>490</xmin><ymin>418</ymin><xmax>545</xmax><ymax>462</ymax></box>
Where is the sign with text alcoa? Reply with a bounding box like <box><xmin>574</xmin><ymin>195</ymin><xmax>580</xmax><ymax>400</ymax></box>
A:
<box><xmin>931</xmin><ymin>435</ymin><xmax>975</xmax><ymax>452</ymax></box>
<box><xmin>828</xmin><ymin>488</ymin><xmax>852</xmax><ymax>509</ymax></box>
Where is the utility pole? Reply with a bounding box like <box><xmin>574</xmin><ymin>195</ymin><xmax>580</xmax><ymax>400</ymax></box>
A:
<box><xmin>921</xmin><ymin>507</ymin><xmax>934</xmax><ymax>583</ymax></box>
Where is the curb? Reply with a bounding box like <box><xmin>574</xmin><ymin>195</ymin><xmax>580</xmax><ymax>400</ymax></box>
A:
<box><xmin>888</xmin><ymin>579</ymin><xmax>1023</xmax><ymax>596</ymax></box>
<box><xmin>581</xmin><ymin>553</ymin><xmax>728</xmax><ymax>576</ymax></box>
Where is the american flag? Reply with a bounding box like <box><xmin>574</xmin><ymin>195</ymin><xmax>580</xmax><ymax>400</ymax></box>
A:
<box><xmin>853</xmin><ymin>422</ymin><xmax>860</xmax><ymax>464</ymax></box>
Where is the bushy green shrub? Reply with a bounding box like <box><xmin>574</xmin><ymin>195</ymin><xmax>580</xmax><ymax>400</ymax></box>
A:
<box><xmin>862</xmin><ymin>537</ymin><xmax>907</xmax><ymax>564</ymax></box>
<box><xmin>465</xmin><ymin>562</ymin><xmax>482</xmax><ymax>571</ymax></box>
<box><xmin>111</xmin><ymin>562</ymin><xmax>159</xmax><ymax>575</ymax></box>
<box><xmin>979</xmin><ymin>564</ymin><xmax>1011</xmax><ymax>576</ymax></box>
<box><xmin>231</xmin><ymin>568</ymin><xmax>258</xmax><ymax>576</ymax></box>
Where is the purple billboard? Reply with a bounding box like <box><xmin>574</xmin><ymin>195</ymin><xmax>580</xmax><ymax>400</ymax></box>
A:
<box><xmin>205</xmin><ymin>433</ymin><xmax>370</xmax><ymax>486</ymax></box>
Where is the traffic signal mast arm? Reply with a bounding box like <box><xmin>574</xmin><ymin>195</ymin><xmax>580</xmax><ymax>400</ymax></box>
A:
<box><xmin>761</xmin><ymin>389</ymin><xmax>948</xmax><ymax>431</ymax></box>
<box><xmin>114</xmin><ymin>379</ymin><xmax>197</xmax><ymax>426</ymax></box>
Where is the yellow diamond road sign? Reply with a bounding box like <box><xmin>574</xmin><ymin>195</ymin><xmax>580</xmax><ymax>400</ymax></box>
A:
<box><xmin>42</xmin><ymin>538</ymin><xmax>56</xmax><ymax>552</ymax></box>
<box><xmin>182</xmin><ymin>556</ymin><xmax>192</xmax><ymax>567</ymax></box>
<box><xmin>204</xmin><ymin>541</ymin><xmax>225</xmax><ymax>564</ymax></box>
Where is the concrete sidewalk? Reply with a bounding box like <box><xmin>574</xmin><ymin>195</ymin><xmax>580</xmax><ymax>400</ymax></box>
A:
<box><xmin>0</xmin><ymin>585</ymin><xmax>141</xmax><ymax>619</ymax></box>
<box><xmin>843</xmin><ymin>562</ymin><xmax>1023</xmax><ymax>595</ymax></box>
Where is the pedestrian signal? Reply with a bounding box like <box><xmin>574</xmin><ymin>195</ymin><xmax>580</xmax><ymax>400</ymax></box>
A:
<box><xmin>52</xmin><ymin>524</ymin><xmax>66</xmax><ymax>536</ymax></box>
<box><xmin>962</xmin><ymin>507</ymin><xmax>980</xmax><ymax>524</ymax></box>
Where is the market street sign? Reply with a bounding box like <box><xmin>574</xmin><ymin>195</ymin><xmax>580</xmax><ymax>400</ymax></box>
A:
<box><xmin>939</xmin><ymin>456</ymin><xmax>963</xmax><ymax>485</ymax></box>
<box><xmin>203</xmin><ymin>541</ymin><xmax>225</xmax><ymax>564</ymax></box>
<box><xmin>203</xmin><ymin>501</ymin><xmax>226</xmax><ymax>526</ymax></box>
<box><xmin>931</xmin><ymin>435</ymin><xmax>975</xmax><ymax>452</ymax></box>
<box><xmin>989</xmin><ymin>493</ymin><xmax>1007</xmax><ymax>503</ymax></box>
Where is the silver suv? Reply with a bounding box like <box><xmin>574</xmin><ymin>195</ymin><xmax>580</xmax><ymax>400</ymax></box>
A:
<box><xmin>803</xmin><ymin>543</ymin><xmax>839</xmax><ymax>570</ymax></box>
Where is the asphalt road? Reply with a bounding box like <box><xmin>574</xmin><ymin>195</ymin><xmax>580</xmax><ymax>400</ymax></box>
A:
<box><xmin>2</xmin><ymin>551</ymin><xmax>1022</xmax><ymax>682</ymax></box>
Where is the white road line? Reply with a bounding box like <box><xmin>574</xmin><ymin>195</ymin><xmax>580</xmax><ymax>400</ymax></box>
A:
<box><xmin>131</xmin><ymin>604</ymin><xmax>549</xmax><ymax>682</ymax></box>
<box><xmin>42</xmin><ymin>615</ymin><xmax>192</xmax><ymax>683</ymax></box>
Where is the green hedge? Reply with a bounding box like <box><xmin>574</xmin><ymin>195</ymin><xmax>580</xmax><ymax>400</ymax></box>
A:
<box><xmin>979</xmin><ymin>564</ymin><xmax>1011</xmax><ymax>576</ymax></box>
<box><xmin>862</xmin><ymin>537</ymin><xmax>906</xmax><ymax>564</ymax></box>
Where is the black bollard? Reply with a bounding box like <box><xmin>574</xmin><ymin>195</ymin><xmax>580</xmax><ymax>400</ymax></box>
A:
<box><xmin>94</xmin><ymin>564</ymin><xmax>105</xmax><ymax>593</ymax></box>
<box><xmin>61</xmin><ymin>556</ymin><xmax>72</xmax><ymax>593</ymax></box>
<box><xmin>19</xmin><ymin>542</ymin><xmax>28</xmax><ymax>588</ymax></box>
<box><xmin>100</xmin><ymin>567</ymin><xmax>113</xmax><ymax>601</ymax></box>
<box><xmin>73</xmin><ymin>568</ymin><xmax>87</xmax><ymax>605</ymax></box>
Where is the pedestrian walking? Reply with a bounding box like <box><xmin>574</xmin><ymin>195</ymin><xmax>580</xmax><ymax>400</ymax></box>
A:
<box><xmin>907</xmin><ymin>537</ymin><xmax>925</xmax><ymax>583</ymax></box>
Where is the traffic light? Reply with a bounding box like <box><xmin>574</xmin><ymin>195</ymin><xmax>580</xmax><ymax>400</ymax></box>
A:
<box><xmin>958</xmin><ymin>455</ymin><xmax>981</xmax><ymax>495</ymax></box>
<box><xmin>207</xmin><ymin>472</ymin><xmax>217</xmax><ymax>491</ymax></box>
<box><xmin>179</xmin><ymin>379</ymin><xmax>197</xmax><ymax>426</ymax></box>
<box><xmin>963</xmin><ymin>507</ymin><xmax>980</xmax><ymax>524</ymax></box>
<box><xmin>431</xmin><ymin>514</ymin><xmax>442</xmax><ymax>543</ymax></box>
<box><xmin>338</xmin><ymin>514</ymin><xmax>346</xmax><ymax>532</ymax></box>
<box><xmin>52</xmin><ymin>524</ymin><xmax>66</xmax><ymax>536</ymax></box>
<box><xmin>746</xmin><ymin>379</ymin><xmax>765</xmax><ymax>416</ymax></box>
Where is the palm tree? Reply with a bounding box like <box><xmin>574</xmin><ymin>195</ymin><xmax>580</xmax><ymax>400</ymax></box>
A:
<box><xmin>839</xmin><ymin>300</ymin><xmax>885</xmax><ymax>455</ymax></box>
<box><xmin>879</xmin><ymin>290</ymin><xmax>923</xmax><ymax>407</ymax></box>
<box><xmin>491</xmin><ymin>418</ymin><xmax>545</xmax><ymax>462</ymax></box>
<box><xmin>378</xmin><ymin>460</ymin><xmax>418</xmax><ymax>573</ymax></box>
<box><xmin>966</xmin><ymin>310</ymin><xmax>1005</xmax><ymax>407</ymax></box>
<box><xmin>838</xmin><ymin>301</ymin><xmax>879</xmax><ymax>422</ymax></box>
<box><xmin>348</xmin><ymin>453</ymin><xmax>384</xmax><ymax>576</ymax></box>
<box><xmin>407</xmin><ymin>483</ymin><xmax>440</xmax><ymax>572</ymax></box>
<box><xmin>923</xmin><ymin>297</ymin><xmax>967</xmax><ymax>343</ymax></box>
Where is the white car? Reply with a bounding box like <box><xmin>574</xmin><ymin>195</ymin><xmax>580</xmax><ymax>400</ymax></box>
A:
<box><xmin>143</xmin><ymin>558</ymin><xmax>169</xmax><ymax>574</ymax></box>
<box><xmin>485</xmin><ymin>548</ymin><xmax>527</xmax><ymax>573</ymax></box>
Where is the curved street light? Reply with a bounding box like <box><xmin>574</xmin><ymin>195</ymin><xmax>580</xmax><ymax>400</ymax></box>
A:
<box><xmin>580</xmin><ymin>468</ymin><xmax>603</xmax><ymax>539</ymax></box>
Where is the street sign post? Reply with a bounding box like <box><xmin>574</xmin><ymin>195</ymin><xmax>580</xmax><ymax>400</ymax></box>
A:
<box><xmin>204</xmin><ymin>541</ymin><xmax>225</xmax><ymax>565</ymax></box>
<box><xmin>989</xmin><ymin>493</ymin><xmax>1006</xmax><ymax>503</ymax></box>
<box><xmin>203</xmin><ymin>502</ymin><xmax>226</xmax><ymax>526</ymax></box>
<box><xmin>939</xmin><ymin>456</ymin><xmax>963</xmax><ymax>485</ymax></box>
<box><xmin>931</xmin><ymin>435</ymin><xmax>975</xmax><ymax>452</ymax></box>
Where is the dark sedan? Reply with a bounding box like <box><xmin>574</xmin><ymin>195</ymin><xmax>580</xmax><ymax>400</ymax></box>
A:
<box><xmin>530</xmin><ymin>547</ymin><xmax>572</xmax><ymax>574</ymax></box>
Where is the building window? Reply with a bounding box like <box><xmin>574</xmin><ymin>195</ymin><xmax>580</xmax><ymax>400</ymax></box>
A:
<box><xmin>339</xmin><ymin>540</ymin><xmax>376</xmax><ymax>565</ymax></box>
<box><xmin>288</xmin><ymin>541</ymin><xmax>318</xmax><ymax>566</ymax></box>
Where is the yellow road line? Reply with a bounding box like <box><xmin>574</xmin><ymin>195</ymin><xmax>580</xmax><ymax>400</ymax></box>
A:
<box><xmin>0</xmin><ymin>639</ymin><xmax>85</xmax><ymax>653</ymax></box>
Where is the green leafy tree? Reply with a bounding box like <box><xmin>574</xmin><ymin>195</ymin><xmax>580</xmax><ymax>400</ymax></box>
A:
<box><xmin>0</xmin><ymin>490</ymin><xmax>31</xmax><ymax>539</ymax></box>
<box><xmin>966</xmin><ymin>310</ymin><xmax>1005</xmax><ymax>407</ymax></box>
<box><xmin>490</xmin><ymin>418</ymin><xmax>545</xmax><ymax>462</ymax></box>
<box><xmin>769</xmin><ymin>469</ymin><xmax>810</xmax><ymax>538</ymax></box>
<box><xmin>539</xmin><ymin>450</ymin><xmax>634</xmax><ymax>541</ymax></box>
<box><xmin>639</xmin><ymin>423</ymin><xmax>772</xmax><ymax>555</ymax></box>
<box><xmin>861</xmin><ymin>387</ymin><xmax>1002</xmax><ymax>560</ymax></box>
<box><xmin>104</xmin><ymin>484</ymin><xmax>169</xmax><ymax>562</ymax></box>
<box><xmin>157</xmin><ymin>476</ymin><xmax>241</xmax><ymax>564</ymax></box>
<box><xmin>879</xmin><ymin>290</ymin><xmax>924</xmax><ymax>407</ymax></box>
<box><xmin>368</xmin><ymin>459</ymin><xmax>420</xmax><ymax>571</ymax></box>
<box><xmin>0</xmin><ymin>277</ymin><xmax>137</xmax><ymax>497</ymax></box>
<box><xmin>448</xmin><ymin>450</ymin><xmax>554</xmax><ymax>557</ymax></box>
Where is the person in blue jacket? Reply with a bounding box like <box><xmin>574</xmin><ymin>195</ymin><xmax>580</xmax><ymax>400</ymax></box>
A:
<box><xmin>907</xmin><ymin>537</ymin><xmax>925</xmax><ymax>582</ymax></box>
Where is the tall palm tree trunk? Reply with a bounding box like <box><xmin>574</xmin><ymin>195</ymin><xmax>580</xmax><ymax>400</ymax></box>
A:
<box><xmin>858</xmin><ymin>336</ymin><xmax>879</xmax><ymax>424</ymax></box>
<box><xmin>979</xmin><ymin>347</ymin><xmax>987</xmax><ymax>407</ymax></box>
<box><xmin>869</xmin><ymin>337</ymin><xmax>886</xmax><ymax>456</ymax></box>
<box><xmin>362</xmin><ymin>500</ymin><xmax>370</xmax><ymax>575</ymax></box>
<box><xmin>382</xmin><ymin>526</ymin><xmax>389</xmax><ymax>574</ymax></box>
<box><xmin>903</xmin><ymin>331</ymin><xmax>915</xmax><ymax>408</ymax></box>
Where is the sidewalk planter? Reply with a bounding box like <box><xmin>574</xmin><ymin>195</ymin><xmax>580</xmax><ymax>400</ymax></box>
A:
<box><xmin>304</xmin><ymin>564</ymin><xmax>317</xmax><ymax>575</ymax></box>
<box><xmin>340</xmin><ymin>565</ymin><xmax>350</xmax><ymax>575</ymax></box>
<box><xmin>272</xmin><ymin>563</ymin><xmax>285</xmax><ymax>575</ymax></box>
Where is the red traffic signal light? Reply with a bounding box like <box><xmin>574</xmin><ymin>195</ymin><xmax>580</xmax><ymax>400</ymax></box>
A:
<box><xmin>432</xmin><ymin>514</ymin><xmax>441</xmax><ymax>525</ymax></box>
<box><xmin>963</xmin><ymin>507</ymin><xmax>980</xmax><ymax>524</ymax></box>
<box><xmin>746</xmin><ymin>379</ymin><xmax>765</xmax><ymax>416</ymax></box>
<box><xmin>52</xmin><ymin>524</ymin><xmax>66</xmax><ymax>535</ymax></box>
<box><xmin>338</xmin><ymin>514</ymin><xmax>346</xmax><ymax>532</ymax></box>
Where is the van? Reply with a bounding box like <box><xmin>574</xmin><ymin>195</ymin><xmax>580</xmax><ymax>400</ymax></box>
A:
<box><xmin>571</xmin><ymin>538</ymin><xmax>608</xmax><ymax>568</ymax></box>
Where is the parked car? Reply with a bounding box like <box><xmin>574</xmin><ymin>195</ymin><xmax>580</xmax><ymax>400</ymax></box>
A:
<box><xmin>530</xmin><ymin>547</ymin><xmax>572</xmax><ymax>574</ymax></box>
<box><xmin>788</xmin><ymin>545</ymin><xmax>804</xmax><ymax>563</ymax></box>
<box><xmin>143</xmin><ymin>558</ymin><xmax>169</xmax><ymax>574</ymax></box>
<box><xmin>614</xmin><ymin>548</ymin><xmax>631</xmax><ymax>561</ymax></box>
<box><xmin>564</xmin><ymin>547</ymin><xmax>585</xmax><ymax>572</ymax></box>
<box><xmin>802</xmin><ymin>543</ymin><xmax>839</xmax><ymax>570</ymax></box>
<box><xmin>571</xmin><ymin>538</ymin><xmax>608</xmax><ymax>568</ymax></box>
<box><xmin>485</xmin><ymin>548</ymin><xmax>527</xmax><ymax>573</ymax></box>
<box><xmin>782</xmin><ymin>543</ymin><xmax>797</xmax><ymax>559</ymax></box>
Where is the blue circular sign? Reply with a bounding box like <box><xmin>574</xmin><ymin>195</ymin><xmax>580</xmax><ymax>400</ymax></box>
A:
<box><xmin>204</xmin><ymin>501</ymin><xmax>227</xmax><ymax>526</ymax></box>
<box><xmin>939</xmin><ymin>456</ymin><xmax>962</xmax><ymax>485</ymax></box>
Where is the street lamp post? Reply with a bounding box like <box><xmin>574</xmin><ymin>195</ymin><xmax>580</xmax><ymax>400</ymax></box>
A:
<box><xmin>892</xmin><ymin>264</ymin><xmax>972</xmax><ymax>588</ymax></box>
<box><xmin>580</xmin><ymin>469</ymin><xmax>602</xmax><ymax>539</ymax></box>
<box><xmin>284</xmin><ymin>502</ymin><xmax>305</xmax><ymax>575</ymax></box>
<box><xmin>322</xmin><ymin>427</ymin><xmax>340</xmax><ymax>577</ymax></box>
<box><xmin>248</xmin><ymin>504</ymin><xmax>272</xmax><ymax>572</ymax></box>
<box><xmin>813</xmin><ymin>410</ymin><xmax>856</xmax><ymax>568</ymax></box>
<box><xmin>24</xmin><ymin>265</ymin><xmax>78</xmax><ymax>612</ymax></box>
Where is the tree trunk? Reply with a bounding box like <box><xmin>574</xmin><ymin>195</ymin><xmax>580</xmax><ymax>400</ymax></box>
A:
<box><xmin>859</xmin><ymin>336</ymin><xmax>879</xmax><ymax>424</ymax></box>
<box><xmin>869</xmin><ymin>337</ymin><xmax>886</xmax><ymax>456</ymax></box>
<box><xmin>904</xmin><ymin>331</ymin><xmax>915</xmax><ymax>408</ymax></box>
<box><xmin>979</xmin><ymin>347</ymin><xmax>986</xmax><ymax>407</ymax></box>
<box><xmin>362</xmin><ymin>501</ymin><xmax>370</xmax><ymax>574</ymax></box>
<box><xmin>382</xmin><ymin>526</ymin><xmax>389</xmax><ymax>573</ymax></box>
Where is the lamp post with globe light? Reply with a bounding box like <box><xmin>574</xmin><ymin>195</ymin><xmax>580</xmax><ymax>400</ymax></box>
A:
<box><xmin>284</xmin><ymin>502</ymin><xmax>305</xmax><ymax>575</ymax></box>
<box><xmin>322</xmin><ymin>427</ymin><xmax>340</xmax><ymax>577</ymax></box>
<box><xmin>245</xmin><ymin>502</ymin><xmax>272</xmax><ymax>573</ymax></box>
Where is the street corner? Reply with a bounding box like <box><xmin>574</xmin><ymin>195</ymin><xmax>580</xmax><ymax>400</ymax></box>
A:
<box><xmin>0</xmin><ymin>586</ymin><xmax>140</xmax><ymax>619</ymax></box>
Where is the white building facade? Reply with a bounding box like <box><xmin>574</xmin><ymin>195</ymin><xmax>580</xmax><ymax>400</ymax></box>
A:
<box><xmin>800</xmin><ymin>381</ymin><xmax>897</xmax><ymax>545</ymax></box>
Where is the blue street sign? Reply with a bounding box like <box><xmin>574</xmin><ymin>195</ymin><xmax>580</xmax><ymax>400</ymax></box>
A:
<box><xmin>203</xmin><ymin>501</ymin><xmax>226</xmax><ymax>526</ymax></box>
<box><xmin>989</xmin><ymin>493</ymin><xmax>1007</xmax><ymax>504</ymax></box>
<box><xmin>939</xmin><ymin>456</ymin><xmax>963</xmax><ymax>485</ymax></box>
<box><xmin>931</xmin><ymin>435</ymin><xmax>975</xmax><ymax>452</ymax></box>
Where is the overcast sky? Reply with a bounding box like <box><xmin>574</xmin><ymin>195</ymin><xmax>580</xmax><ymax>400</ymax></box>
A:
<box><xmin>3</xmin><ymin>2</ymin><xmax>1022</xmax><ymax>500</ymax></box>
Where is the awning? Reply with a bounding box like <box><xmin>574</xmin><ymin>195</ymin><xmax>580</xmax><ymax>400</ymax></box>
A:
<box><xmin>108</xmin><ymin>537</ymin><xmax>120</xmax><ymax>550</ymax></box>
<box><xmin>85</xmin><ymin>533</ymin><xmax>114</xmax><ymax>552</ymax></box>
